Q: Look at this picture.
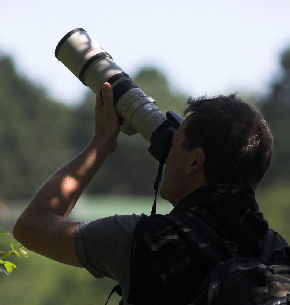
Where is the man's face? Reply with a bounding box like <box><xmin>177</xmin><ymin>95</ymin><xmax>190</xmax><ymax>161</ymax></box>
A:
<box><xmin>160</xmin><ymin>117</ymin><xmax>191</xmax><ymax>205</ymax></box>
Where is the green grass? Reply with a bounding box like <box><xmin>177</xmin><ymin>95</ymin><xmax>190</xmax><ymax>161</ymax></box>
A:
<box><xmin>257</xmin><ymin>185</ymin><xmax>290</xmax><ymax>241</ymax></box>
<box><xmin>74</xmin><ymin>194</ymin><xmax>172</xmax><ymax>221</ymax></box>
<box><xmin>75</xmin><ymin>190</ymin><xmax>290</xmax><ymax>243</ymax></box>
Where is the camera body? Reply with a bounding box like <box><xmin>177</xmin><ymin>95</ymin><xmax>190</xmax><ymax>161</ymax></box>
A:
<box><xmin>55</xmin><ymin>28</ymin><xmax>183</xmax><ymax>162</ymax></box>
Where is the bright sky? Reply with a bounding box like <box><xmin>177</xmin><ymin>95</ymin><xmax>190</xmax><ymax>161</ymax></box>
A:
<box><xmin>1</xmin><ymin>0</ymin><xmax>290</xmax><ymax>104</ymax></box>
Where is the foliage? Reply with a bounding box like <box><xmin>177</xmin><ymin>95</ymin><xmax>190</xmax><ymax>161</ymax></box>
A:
<box><xmin>0</xmin><ymin>56</ymin><xmax>74</xmax><ymax>200</ymax></box>
<box><xmin>0</xmin><ymin>231</ymin><xmax>27</xmax><ymax>276</ymax></box>
<box><xmin>133</xmin><ymin>67</ymin><xmax>185</xmax><ymax>115</ymax></box>
<box><xmin>259</xmin><ymin>47</ymin><xmax>290</xmax><ymax>186</ymax></box>
<box><xmin>0</xmin><ymin>46</ymin><xmax>290</xmax><ymax>200</ymax></box>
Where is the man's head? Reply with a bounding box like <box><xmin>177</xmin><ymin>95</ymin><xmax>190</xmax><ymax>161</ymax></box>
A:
<box><xmin>161</xmin><ymin>94</ymin><xmax>273</xmax><ymax>205</ymax></box>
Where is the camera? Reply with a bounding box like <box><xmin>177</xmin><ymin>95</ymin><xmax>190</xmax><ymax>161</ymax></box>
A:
<box><xmin>55</xmin><ymin>28</ymin><xmax>183</xmax><ymax>162</ymax></box>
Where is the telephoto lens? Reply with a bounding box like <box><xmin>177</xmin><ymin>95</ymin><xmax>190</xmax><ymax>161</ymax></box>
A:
<box><xmin>55</xmin><ymin>28</ymin><xmax>183</xmax><ymax>162</ymax></box>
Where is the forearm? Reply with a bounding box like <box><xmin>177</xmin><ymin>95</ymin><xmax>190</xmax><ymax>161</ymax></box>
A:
<box><xmin>13</xmin><ymin>135</ymin><xmax>115</xmax><ymax>249</ymax></box>
<box><xmin>20</xmin><ymin>135</ymin><xmax>114</xmax><ymax>217</ymax></box>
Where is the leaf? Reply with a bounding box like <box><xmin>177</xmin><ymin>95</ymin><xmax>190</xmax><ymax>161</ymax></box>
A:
<box><xmin>0</xmin><ymin>251</ymin><xmax>12</xmax><ymax>258</ymax></box>
<box><xmin>9</xmin><ymin>242</ymin><xmax>15</xmax><ymax>251</ymax></box>
<box><xmin>0</xmin><ymin>258</ymin><xmax>16</xmax><ymax>276</ymax></box>
<box><xmin>12</xmin><ymin>250</ymin><xmax>20</xmax><ymax>257</ymax></box>
<box><xmin>3</xmin><ymin>261</ymin><xmax>16</xmax><ymax>274</ymax></box>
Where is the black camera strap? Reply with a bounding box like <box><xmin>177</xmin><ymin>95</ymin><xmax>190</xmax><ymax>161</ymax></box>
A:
<box><xmin>151</xmin><ymin>159</ymin><xmax>165</xmax><ymax>215</ymax></box>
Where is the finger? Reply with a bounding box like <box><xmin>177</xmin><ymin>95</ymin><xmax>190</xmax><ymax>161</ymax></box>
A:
<box><xmin>102</xmin><ymin>82</ymin><xmax>114</xmax><ymax>110</ymax></box>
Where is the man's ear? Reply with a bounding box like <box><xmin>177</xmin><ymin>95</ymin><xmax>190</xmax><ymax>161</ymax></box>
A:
<box><xmin>185</xmin><ymin>147</ymin><xmax>205</xmax><ymax>175</ymax></box>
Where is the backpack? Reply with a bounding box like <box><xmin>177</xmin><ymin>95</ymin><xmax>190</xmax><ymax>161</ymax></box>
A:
<box><xmin>165</xmin><ymin>214</ymin><xmax>290</xmax><ymax>305</ymax></box>
<box><xmin>127</xmin><ymin>210</ymin><xmax>290</xmax><ymax>305</ymax></box>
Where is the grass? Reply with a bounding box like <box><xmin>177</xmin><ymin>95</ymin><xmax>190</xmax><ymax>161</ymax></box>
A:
<box><xmin>257</xmin><ymin>185</ymin><xmax>290</xmax><ymax>241</ymax></box>
<box><xmin>73</xmin><ymin>194</ymin><xmax>172</xmax><ymax>221</ymax></box>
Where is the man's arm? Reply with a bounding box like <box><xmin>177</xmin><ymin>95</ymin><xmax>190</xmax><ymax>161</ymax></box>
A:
<box><xmin>13</xmin><ymin>82</ymin><xmax>120</xmax><ymax>267</ymax></box>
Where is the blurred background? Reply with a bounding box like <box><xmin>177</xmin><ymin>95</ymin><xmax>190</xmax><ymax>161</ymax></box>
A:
<box><xmin>1</xmin><ymin>0</ymin><xmax>290</xmax><ymax>304</ymax></box>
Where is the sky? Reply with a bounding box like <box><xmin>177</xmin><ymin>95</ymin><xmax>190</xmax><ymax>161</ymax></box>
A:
<box><xmin>1</xmin><ymin>0</ymin><xmax>290</xmax><ymax>104</ymax></box>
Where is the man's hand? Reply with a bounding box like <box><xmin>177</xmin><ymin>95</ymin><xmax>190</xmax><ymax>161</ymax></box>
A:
<box><xmin>95</xmin><ymin>82</ymin><xmax>120</xmax><ymax>152</ymax></box>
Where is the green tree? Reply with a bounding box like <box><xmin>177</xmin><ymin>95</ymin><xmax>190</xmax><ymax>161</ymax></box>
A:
<box><xmin>0</xmin><ymin>56</ymin><xmax>74</xmax><ymax>200</ymax></box>
<box><xmin>260</xmin><ymin>48</ymin><xmax>290</xmax><ymax>187</ymax></box>
<box><xmin>133</xmin><ymin>67</ymin><xmax>185</xmax><ymax>115</ymax></box>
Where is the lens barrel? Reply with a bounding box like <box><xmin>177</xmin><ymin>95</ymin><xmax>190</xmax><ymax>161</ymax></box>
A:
<box><xmin>55</xmin><ymin>28</ymin><xmax>166</xmax><ymax>141</ymax></box>
<box><xmin>55</xmin><ymin>28</ymin><xmax>183</xmax><ymax>161</ymax></box>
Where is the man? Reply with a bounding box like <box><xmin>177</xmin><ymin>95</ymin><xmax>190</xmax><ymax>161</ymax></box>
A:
<box><xmin>13</xmin><ymin>82</ymin><xmax>279</xmax><ymax>304</ymax></box>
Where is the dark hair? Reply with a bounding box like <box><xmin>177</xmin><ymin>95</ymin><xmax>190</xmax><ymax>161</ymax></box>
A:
<box><xmin>183</xmin><ymin>94</ymin><xmax>273</xmax><ymax>189</ymax></box>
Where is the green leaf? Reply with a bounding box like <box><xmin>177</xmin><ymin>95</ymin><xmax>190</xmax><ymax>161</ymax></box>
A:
<box><xmin>3</xmin><ymin>261</ymin><xmax>16</xmax><ymax>274</ymax></box>
<box><xmin>12</xmin><ymin>250</ymin><xmax>20</xmax><ymax>257</ymax></box>
<box><xmin>0</xmin><ymin>251</ymin><xmax>12</xmax><ymax>258</ymax></box>
<box><xmin>9</xmin><ymin>242</ymin><xmax>15</xmax><ymax>251</ymax></box>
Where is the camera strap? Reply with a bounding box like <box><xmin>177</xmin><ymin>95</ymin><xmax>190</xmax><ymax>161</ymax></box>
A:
<box><xmin>151</xmin><ymin>159</ymin><xmax>165</xmax><ymax>215</ymax></box>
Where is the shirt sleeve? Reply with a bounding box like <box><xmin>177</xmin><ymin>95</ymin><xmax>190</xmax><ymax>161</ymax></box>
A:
<box><xmin>73</xmin><ymin>214</ymin><xmax>142</xmax><ymax>284</ymax></box>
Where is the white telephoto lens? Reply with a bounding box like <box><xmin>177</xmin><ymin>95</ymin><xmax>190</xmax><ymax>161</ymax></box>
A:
<box><xmin>55</xmin><ymin>28</ymin><xmax>166</xmax><ymax>142</ymax></box>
